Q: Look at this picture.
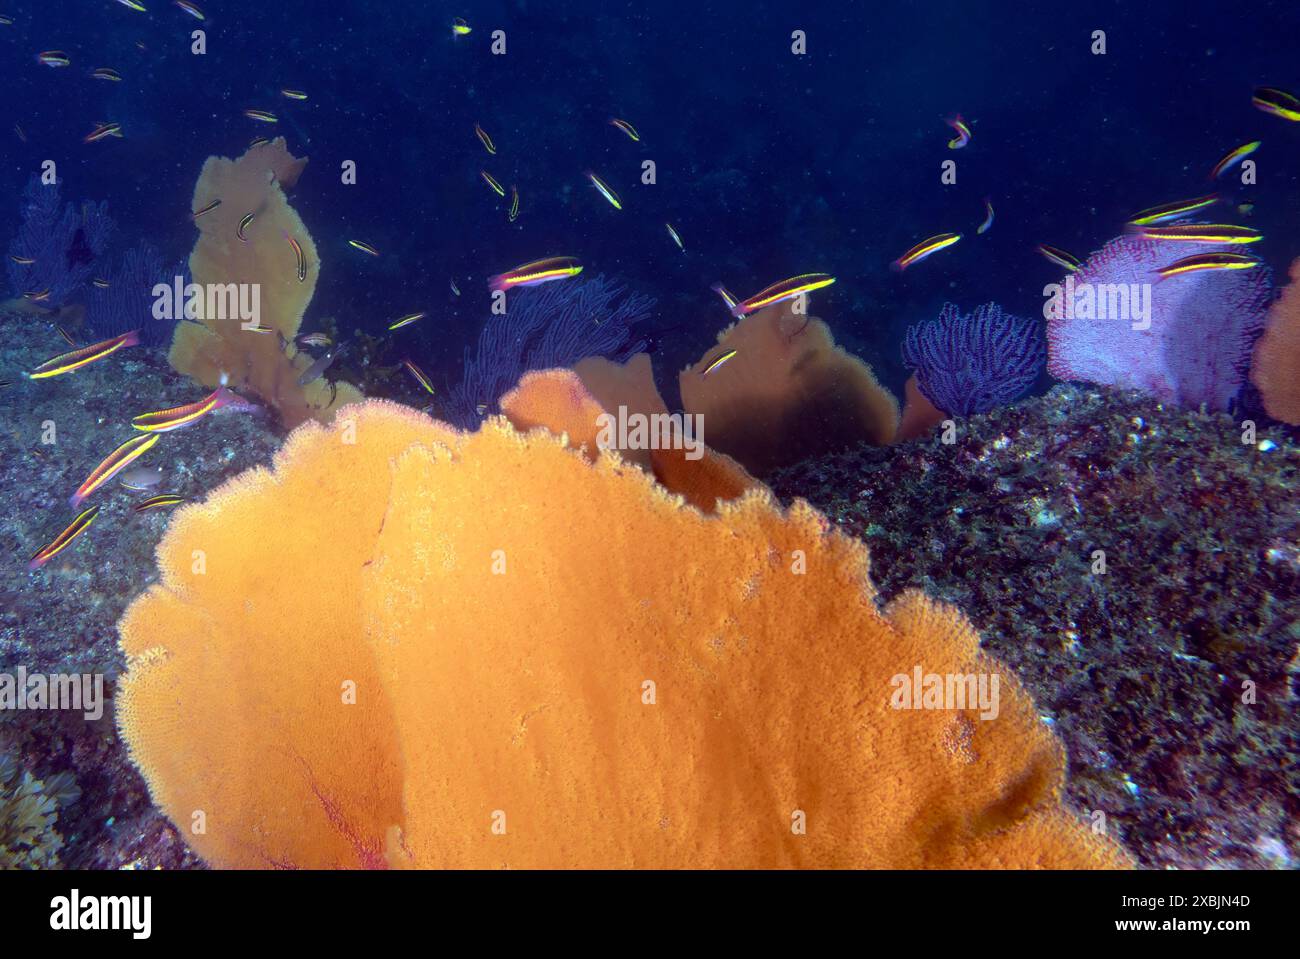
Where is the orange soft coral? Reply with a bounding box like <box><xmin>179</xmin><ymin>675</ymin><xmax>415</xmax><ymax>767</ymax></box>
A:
<box><xmin>499</xmin><ymin>367</ymin><xmax>621</xmax><ymax>462</ymax></box>
<box><xmin>501</xmin><ymin>358</ymin><xmax>762</xmax><ymax>512</ymax></box>
<box><xmin>895</xmin><ymin>374</ymin><xmax>947</xmax><ymax>443</ymax></box>
<box><xmin>118</xmin><ymin>399</ymin><xmax>1127</xmax><ymax>870</ymax></box>
<box><xmin>168</xmin><ymin>138</ymin><xmax>360</xmax><ymax>429</ymax></box>
<box><xmin>1250</xmin><ymin>256</ymin><xmax>1300</xmax><ymax>425</ymax></box>
<box><xmin>679</xmin><ymin>301</ymin><xmax>899</xmax><ymax>475</ymax></box>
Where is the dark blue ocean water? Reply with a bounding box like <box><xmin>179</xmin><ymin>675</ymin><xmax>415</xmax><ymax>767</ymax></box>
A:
<box><xmin>3</xmin><ymin>0</ymin><xmax>1299</xmax><ymax>403</ymax></box>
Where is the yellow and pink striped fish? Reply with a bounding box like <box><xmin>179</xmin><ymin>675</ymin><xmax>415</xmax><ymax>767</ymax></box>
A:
<box><xmin>891</xmin><ymin>233</ymin><xmax>961</xmax><ymax>272</ymax></box>
<box><xmin>730</xmin><ymin>273</ymin><xmax>836</xmax><ymax>317</ymax></box>
<box><xmin>29</xmin><ymin>330</ymin><xmax>139</xmax><ymax>379</ymax></box>
<box><xmin>131</xmin><ymin>386</ymin><xmax>245</xmax><ymax>433</ymax></box>
<box><xmin>29</xmin><ymin>506</ymin><xmax>100</xmax><ymax>570</ymax></box>
<box><xmin>487</xmin><ymin>256</ymin><xmax>583</xmax><ymax>293</ymax></box>
<box><xmin>70</xmin><ymin>434</ymin><xmax>159</xmax><ymax>508</ymax></box>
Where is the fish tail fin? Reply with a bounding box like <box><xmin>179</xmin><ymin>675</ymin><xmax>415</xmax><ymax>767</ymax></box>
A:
<box><xmin>710</xmin><ymin>282</ymin><xmax>738</xmax><ymax>310</ymax></box>
<box><xmin>120</xmin><ymin>329</ymin><xmax>142</xmax><ymax>347</ymax></box>
<box><xmin>215</xmin><ymin>385</ymin><xmax>261</xmax><ymax>414</ymax></box>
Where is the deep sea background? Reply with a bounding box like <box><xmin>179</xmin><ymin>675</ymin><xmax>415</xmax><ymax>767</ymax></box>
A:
<box><xmin>3</xmin><ymin>0</ymin><xmax>1300</xmax><ymax>406</ymax></box>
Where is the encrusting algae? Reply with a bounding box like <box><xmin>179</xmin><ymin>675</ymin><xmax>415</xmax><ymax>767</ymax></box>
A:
<box><xmin>116</xmin><ymin>396</ymin><xmax>1129</xmax><ymax>869</ymax></box>
<box><xmin>167</xmin><ymin>137</ymin><xmax>361</xmax><ymax>429</ymax></box>
<box><xmin>0</xmin><ymin>752</ymin><xmax>77</xmax><ymax>869</ymax></box>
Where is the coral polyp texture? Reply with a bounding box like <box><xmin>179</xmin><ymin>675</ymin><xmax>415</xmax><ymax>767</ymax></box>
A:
<box><xmin>115</xmin><ymin>399</ymin><xmax>1127</xmax><ymax>869</ymax></box>
<box><xmin>1046</xmin><ymin>234</ymin><xmax>1272</xmax><ymax>410</ymax></box>
<box><xmin>902</xmin><ymin>302</ymin><xmax>1044</xmax><ymax>416</ymax></box>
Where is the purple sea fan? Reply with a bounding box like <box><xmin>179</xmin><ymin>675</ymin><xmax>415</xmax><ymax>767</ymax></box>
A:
<box><xmin>6</xmin><ymin>175</ymin><xmax>114</xmax><ymax>309</ymax></box>
<box><xmin>901</xmin><ymin>302</ymin><xmax>1045</xmax><ymax>416</ymax></box>
<box><xmin>85</xmin><ymin>243</ymin><xmax>190</xmax><ymax>347</ymax></box>
<box><xmin>1045</xmin><ymin>234</ymin><xmax>1272</xmax><ymax>410</ymax></box>
<box><xmin>444</xmin><ymin>273</ymin><xmax>653</xmax><ymax>428</ymax></box>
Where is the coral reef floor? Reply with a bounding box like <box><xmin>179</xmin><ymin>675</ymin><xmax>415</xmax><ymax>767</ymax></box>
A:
<box><xmin>1</xmin><ymin>305</ymin><xmax>1295</xmax><ymax>868</ymax></box>
<box><xmin>772</xmin><ymin>386</ymin><xmax>1298</xmax><ymax>869</ymax></box>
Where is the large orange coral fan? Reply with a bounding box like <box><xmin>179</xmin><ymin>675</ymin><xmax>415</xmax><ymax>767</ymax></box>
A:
<box><xmin>117</xmin><ymin>400</ymin><xmax>1127</xmax><ymax>869</ymax></box>
<box><xmin>1250</xmin><ymin>256</ymin><xmax>1300</xmax><ymax>425</ymax></box>
<box><xmin>168</xmin><ymin>138</ymin><xmax>360</xmax><ymax>429</ymax></box>
<box><xmin>679</xmin><ymin>301</ymin><xmax>899</xmax><ymax>475</ymax></box>
<box><xmin>117</xmin><ymin>401</ymin><xmax>454</xmax><ymax>869</ymax></box>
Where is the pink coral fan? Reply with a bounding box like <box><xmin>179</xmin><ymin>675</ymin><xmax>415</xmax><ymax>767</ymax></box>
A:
<box><xmin>1045</xmin><ymin>234</ymin><xmax>1271</xmax><ymax>410</ymax></box>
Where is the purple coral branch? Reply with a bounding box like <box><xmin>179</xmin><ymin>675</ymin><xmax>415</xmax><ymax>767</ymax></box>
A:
<box><xmin>444</xmin><ymin>274</ymin><xmax>654</xmax><ymax>428</ymax></box>
<box><xmin>85</xmin><ymin>244</ymin><xmax>189</xmax><ymax>347</ymax></box>
<box><xmin>7</xmin><ymin>175</ymin><xmax>114</xmax><ymax>310</ymax></box>
<box><xmin>903</xmin><ymin>302</ymin><xmax>1044</xmax><ymax>416</ymax></box>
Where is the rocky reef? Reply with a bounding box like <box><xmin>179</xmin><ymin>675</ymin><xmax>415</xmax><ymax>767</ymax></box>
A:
<box><xmin>0</xmin><ymin>309</ymin><xmax>282</xmax><ymax>868</ymax></box>
<box><xmin>770</xmin><ymin>385</ymin><xmax>1299</xmax><ymax>869</ymax></box>
<box><xmin>1</xmin><ymin>298</ymin><xmax>1295</xmax><ymax>869</ymax></box>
